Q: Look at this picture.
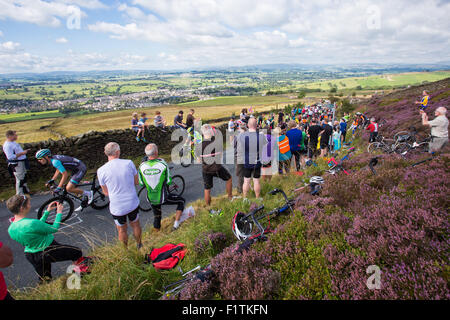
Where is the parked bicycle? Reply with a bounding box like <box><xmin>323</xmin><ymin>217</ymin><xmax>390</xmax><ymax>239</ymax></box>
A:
<box><xmin>37</xmin><ymin>173</ymin><xmax>109</xmax><ymax>224</ymax></box>
<box><xmin>231</xmin><ymin>188</ymin><xmax>295</xmax><ymax>242</ymax></box>
<box><xmin>395</xmin><ymin>132</ymin><xmax>431</xmax><ymax>156</ymax></box>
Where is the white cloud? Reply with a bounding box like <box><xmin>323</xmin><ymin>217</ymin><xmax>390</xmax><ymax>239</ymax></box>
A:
<box><xmin>0</xmin><ymin>41</ymin><xmax>20</xmax><ymax>52</ymax></box>
<box><xmin>0</xmin><ymin>0</ymin><xmax>88</xmax><ymax>27</ymax></box>
<box><xmin>55</xmin><ymin>37</ymin><xmax>68</xmax><ymax>43</ymax></box>
<box><xmin>82</xmin><ymin>0</ymin><xmax>449</xmax><ymax>68</ymax></box>
<box><xmin>57</xmin><ymin>0</ymin><xmax>107</xmax><ymax>10</ymax></box>
<box><xmin>1</xmin><ymin>0</ymin><xmax>450</xmax><ymax>72</ymax></box>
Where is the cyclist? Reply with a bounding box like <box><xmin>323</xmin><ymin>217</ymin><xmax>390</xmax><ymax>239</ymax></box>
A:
<box><xmin>35</xmin><ymin>149</ymin><xmax>93</xmax><ymax>210</ymax></box>
<box><xmin>139</xmin><ymin>144</ymin><xmax>185</xmax><ymax>231</ymax></box>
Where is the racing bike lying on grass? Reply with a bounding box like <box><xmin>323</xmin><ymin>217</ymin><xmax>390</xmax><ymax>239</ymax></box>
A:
<box><xmin>161</xmin><ymin>264</ymin><xmax>213</xmax><ymax>299</ymax></box>
<box><xmin>37</xmin><ymin>174</ymin><xmax>109</xmax><ymax>224</ymax></box>
<box><xmin>326</xmin><ymin>147</ymin><xmax>356</xmax><ymax>175</ymax></box>
<box><xmin>232</xmin><ymin>188</ymin><xmax>295</xmax><ymax>242</ymax></box>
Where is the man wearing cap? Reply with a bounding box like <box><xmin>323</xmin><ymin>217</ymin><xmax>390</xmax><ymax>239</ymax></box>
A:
<box><xmin>2</xmin><ymin>130</ymin><xmax>30</xmax><ymax>195</ymax></box>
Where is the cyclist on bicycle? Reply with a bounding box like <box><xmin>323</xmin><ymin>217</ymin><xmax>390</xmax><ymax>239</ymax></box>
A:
<box><xmin>35</xmin><ymin>149</ymin><xmax>93</xmax><ymax>210</ymax></box>
<box><xmin>139</xmin><ymin>144</ymin><xmax>185</xmax><ymax>231</ymax></box>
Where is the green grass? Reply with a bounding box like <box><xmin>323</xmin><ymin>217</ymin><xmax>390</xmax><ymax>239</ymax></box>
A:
<box><xmin>0</xmin><ymin>110</ymin><xmax>65</xmax><ymax>123</ymax></box>
<box><xmin>179</xmin><ymin>95</ymin><xmax>297</xmax><ymax>107</ymax></box>
<box><xmin>300</xmin><ymin>71</ymin><xmax>450</xmax><ymax>91</ymax></box>
<box><xmin>11</xmin><ymin>152</ymin><xmax>339</xmax><ymax>300</ymax></box>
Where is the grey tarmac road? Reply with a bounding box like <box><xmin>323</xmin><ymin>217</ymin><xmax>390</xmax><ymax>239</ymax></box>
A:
<box><xmin>0</xmin><ymin>153</ymin><xmax>238</xmax><ymax>290</ymax></box>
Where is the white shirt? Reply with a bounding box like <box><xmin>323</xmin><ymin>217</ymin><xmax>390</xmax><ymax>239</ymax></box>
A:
<box><xmin>97</xmin><ymin>158</ymin><xmax>139</xmax><ymax>216</ymax></box>
<box><xmin>2</xmin><ymin>140</ymin><xmax>26</xmax><ymax>161</ymax></box>
<box><xmin>428</xmin><ymin>115</ymin><xmax>449</xmax><ymax>138</ymax></box>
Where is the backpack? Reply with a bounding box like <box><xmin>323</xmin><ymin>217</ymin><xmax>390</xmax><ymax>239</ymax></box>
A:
<box><xmin>73</xmin><ymin>256</ymin><xmax>97</xmax><ymax>275</ymax></box>
<box><xmin>145</xmin><ymin>243</ymin><xmax>186</xmax><ymax>270</ymax></box>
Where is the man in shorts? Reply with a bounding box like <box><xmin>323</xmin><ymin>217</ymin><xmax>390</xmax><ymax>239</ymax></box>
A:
<box><xmin>200</xmin><ymin>124</ymin><xmax>232</xmax><ymax>211</ymax></box>
<box><xmin>237</xmin><ymin>118</ymin><xmax>267</xmax><ymax>199</ymax></box>
<box><xmin>36</xmin><ymin>149</ymin><xmax>93</xmax><ymax>211</ymax></box>
<box><xmin>97</xmin><ymin>142</ymin><xmax>142</xmax><ymax>249</ymax></box>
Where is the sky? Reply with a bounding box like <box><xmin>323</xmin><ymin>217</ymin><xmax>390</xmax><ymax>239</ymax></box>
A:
<box><xmin>0</xmin><ymin>0</ymin><xmax>449</xmax><ymax>73</ymax></box>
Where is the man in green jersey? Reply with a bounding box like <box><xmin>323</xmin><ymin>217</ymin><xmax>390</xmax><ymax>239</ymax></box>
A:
<box><xmin>139</xmin><ymin>144</ymin><xmax>185</xmax><ymax>231</ymax></box>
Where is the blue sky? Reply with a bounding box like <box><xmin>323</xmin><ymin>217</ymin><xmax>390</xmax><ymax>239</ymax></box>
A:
<box><xmin>0</xmin><ymin>0</ymin><xmax>449</xmax><ymax>73</ymax></box>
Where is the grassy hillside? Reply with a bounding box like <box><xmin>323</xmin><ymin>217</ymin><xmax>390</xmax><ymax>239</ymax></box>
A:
<box><xmin>0</xmin><ymin>95</ymin><xmax>299</xmax><ymax>143</ymax></box>
<box><xmin>12</xmin><ymin>79</ymin><xmax>450</xmax><ymax>300</ymax></box>
<box><xmin>301</xmin><ymin>71</ymin><xmax>450</xmax><ymax>91</ymax></box>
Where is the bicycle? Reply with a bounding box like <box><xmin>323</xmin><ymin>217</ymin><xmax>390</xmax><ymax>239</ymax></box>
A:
<box><xmin>367</xmin><ymin>134</ymin><xmax>410</xmax><ymax>155</ymax></box>
<box><xmin>394</xmin><ymin>132</ymin><xmax>431</xmax><ymax>156</ymax></box>
<box><xmin>138</xmin><ymin>174</ymin><xmax>186</xmax><ymax>212</ymax></box>
<box><xmin>326</xmin><ymin>147</ymin><xmax>356</xmax><ymax>175</ymax></box>
<box><xmin>179</xmin><ymin>143</ymin><xmax>197</xmax><ymax>168</ymax></box>
<box><xmin>160</xmin><ymin>264</ymin><xmax>213</xmax><ymax>299</ymax></box>
<box><xmin>231</xmin><ymin>188</ymin><xmax>295</xmax><ymax>242</ymax></box>
<box><xmin>37</xmin><ymin>173</ymin><xmax>109</xmax><ymax>224</ymax></box>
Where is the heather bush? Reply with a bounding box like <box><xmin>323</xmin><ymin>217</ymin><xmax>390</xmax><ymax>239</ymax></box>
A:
<box><xmin>178</xmin><ymin>278</ymin><xmax>217</xmax><ymax>300</ymax></box>
<box><xmin>210</xmin><ymin>246</ymin><xmax>281</xmax><ymax>300</ymax></box>
<box><xmin>193</xmin><ymin>232</ymin><xmax>230</xmax><ymax>256</ymax></box>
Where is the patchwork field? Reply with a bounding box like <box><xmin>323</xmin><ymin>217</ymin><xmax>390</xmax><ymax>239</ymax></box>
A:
<box><xmin>0</xmin><ymin>95</ymin><xmax>299</xmax><ymax>143</ymax></box>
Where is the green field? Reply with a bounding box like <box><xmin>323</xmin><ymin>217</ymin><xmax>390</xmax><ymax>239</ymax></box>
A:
<box><xmin>0</xmin><ymin>95</ymin><xmax>299</xmax><ymax>143</ymax></box>
<box><xmin>0</xmin><ymin>110</ymin><xmax>65</xmax><ymax>123</ymax></box>
<box><xmin>180</xmin><ymin>95</ymin><xmax>294</xmax><ymax>107</ymax></box>
<box><xmin>299</xmin><ymin>71</ymin><xmax>450</xmax><ymax>91</ymax></box>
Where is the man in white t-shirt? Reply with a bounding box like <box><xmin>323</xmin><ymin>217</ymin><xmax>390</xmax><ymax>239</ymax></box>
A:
<box><xmin>2</xmin><ymin>130</ymin><xmax>30</xmax><ymax>195</ymax></box>
<box><xmin>97</xmin><ymin>142</ymin><xmax>142</xmax><ymax>249</ymax></box>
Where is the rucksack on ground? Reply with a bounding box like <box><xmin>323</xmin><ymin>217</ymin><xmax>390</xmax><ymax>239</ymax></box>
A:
<box><xmin>73</xmin><ymin>256</ymin><xmax>97</xmax><ymax>275</ymax></box>
<box><xmin>145</xmin><ymin>243</ymin><xmax>186</xmax><ymax>270</ymax></box>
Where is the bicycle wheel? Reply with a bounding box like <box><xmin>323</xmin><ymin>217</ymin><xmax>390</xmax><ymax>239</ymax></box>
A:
<box><xmin>367</xmin><ymin>142</ymin><xmax>386</xmax><ymax>154</ymax></box>
<box><xmin>395</xmin><ymin>143</ymin><xmax>412</xmax><ymax>156</ymax></box>
<box><xmin>138</xmin><ymin>187</ymin><xmax>152</xmax><ymax>212</ymax></box>
<box><xmin>180</xmin><ymin>146</ymin><xmax>193</xmax><ymax>167</ymax></box>
<box><xmin>79</xmin><ymin>179</ymin><xmax>110</xmax><ymax>210</ymax></box>
<box><xmin>168</xmin><ymin>175</ymin><xmax>185</xmax><ymax>196</ymax></box>
<box><xmin>37</xmin><ymin>197</ymin><xmax>74</xmax><ymax>224</ymax></box>
<box><xmin>90</xmin><ymin>181</ymin><xmax>110</xmax><ymax>210</ymax></box>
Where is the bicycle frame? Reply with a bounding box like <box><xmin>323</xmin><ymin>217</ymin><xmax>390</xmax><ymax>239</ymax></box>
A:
<box><xmin>51</xmin><ymin>173</ymin><xmax>99</xmax><ymax>204</ymax></box>
<box><xmin>240</xmin><ymin>189</ymin><xmax>295</xmax><ymax>241</ymax></box>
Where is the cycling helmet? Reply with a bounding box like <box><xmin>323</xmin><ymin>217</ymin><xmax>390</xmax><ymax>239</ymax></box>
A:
<box><xmin>232</xmin><ymin>212</ymin><xmax>253</xmax><ymax>241</ymax></box>
<box><xmin>310</xmin><ymin>176</ymin><xmax>324</xmax><ymax>185</ymax></box>
<box><xmin>36</xmin><ymin>149</ymin><xmax>51</xmax><ymax>159</ymax></box>
<box><xmin>356</xmin><ymin>112</ymin><xmax>362</xmax><ymax>116</ymax></box>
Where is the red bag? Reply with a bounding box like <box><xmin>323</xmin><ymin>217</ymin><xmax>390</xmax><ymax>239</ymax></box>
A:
<box><xmin>145</xmin><ymin>243</ymin><xmax>186</xmax><ymax>270</ymax></box>
<box><xmin>73</xmin><ymin>256</ymin><xmax>96</xmax><ymax>274</ymax></box>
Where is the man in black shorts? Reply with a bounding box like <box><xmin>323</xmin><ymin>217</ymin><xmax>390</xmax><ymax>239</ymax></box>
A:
<box><xmin>307</xmin><ymin>119</ymin><xmax>322</xmax><ymax>159</ymax></box>
<box><xmin>200</xmin><ymin>124</ymin><xmax>232</xmax><ymax>209</ymax></box>
<box><xmin>237</xmin><ymin>118</ymin><xmax>267</xmax><ymax>199</ymax></box>
<box><xmin>319</xmin><ymin>119</ymin><xmax>333</xmax><ymax>157</ymax></box>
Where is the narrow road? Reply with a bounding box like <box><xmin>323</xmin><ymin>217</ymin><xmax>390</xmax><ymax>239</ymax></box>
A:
<box><xmin>0</xmin><ymin>155</ymin><xmax>237</xmax><ymax>290</ymax></box>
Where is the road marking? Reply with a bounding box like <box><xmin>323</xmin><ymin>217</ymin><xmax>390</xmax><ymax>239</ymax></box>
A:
<box><xmin>60</xmin><ymin>211</ymin><xmax>83</xmax><ymax>230</ymax></box>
